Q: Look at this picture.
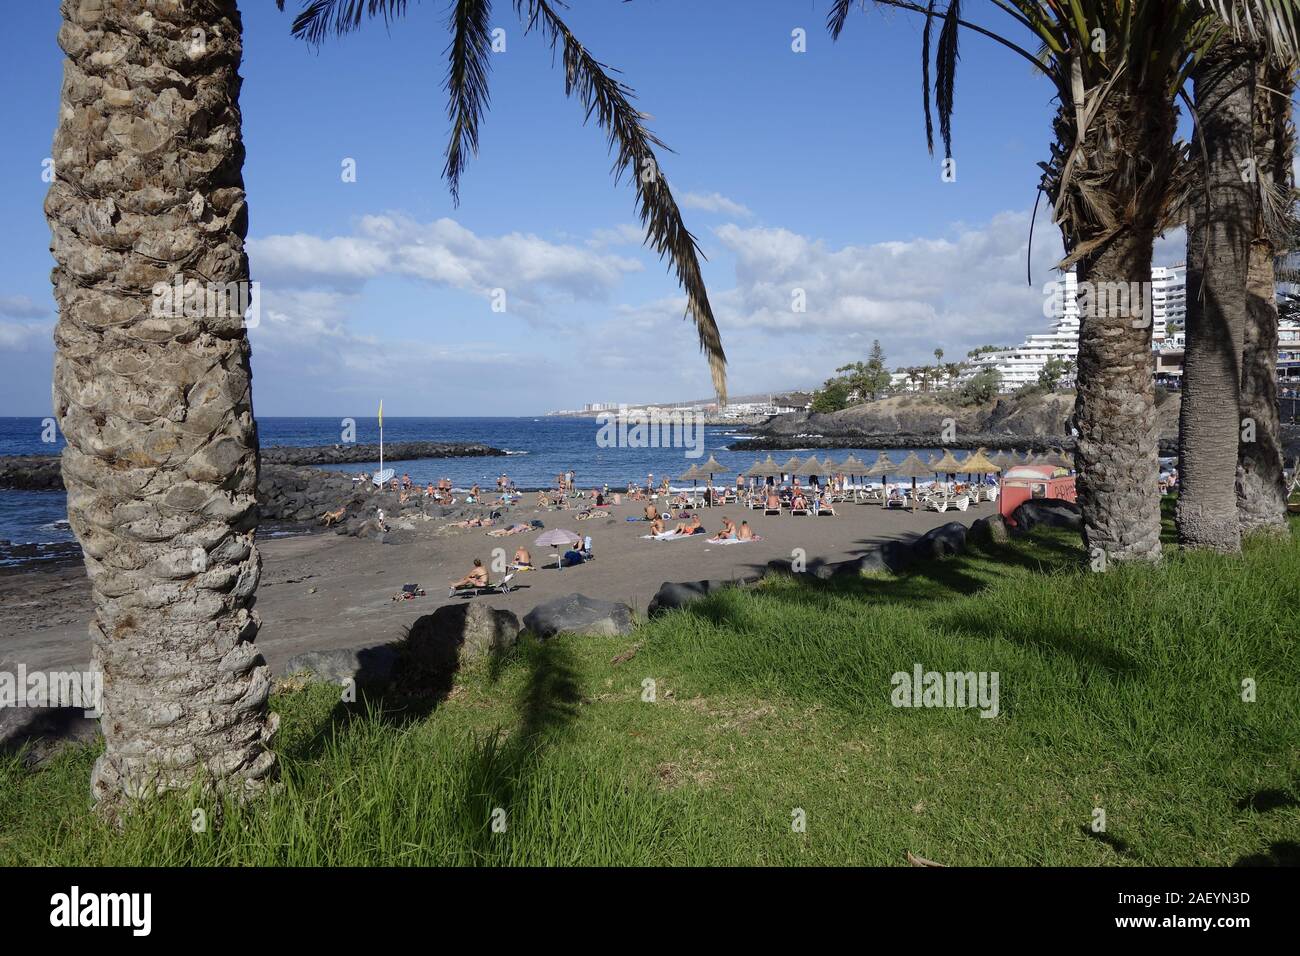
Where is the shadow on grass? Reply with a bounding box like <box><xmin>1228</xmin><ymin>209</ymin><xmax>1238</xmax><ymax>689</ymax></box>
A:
<box><xmin>1079</xmin><ymin>824</ymin><xmax>1132</xmax><ymax>857</ymax></box>
<box><xmin>452</xmin><ymin>637</ymin><xmax>583</xmax><ymax>860</ymax></box>
<box><xmin>1234</xmin><ymin>840</ymin><xmax>1300</xmax><ymax>866</ymax></box>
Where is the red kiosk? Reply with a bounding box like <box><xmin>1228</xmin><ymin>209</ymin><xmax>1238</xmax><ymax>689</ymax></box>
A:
<box><xmin>999</xmin><ymin>465</ymin><xmax>1077</xmax><ymax>526</ymax></box>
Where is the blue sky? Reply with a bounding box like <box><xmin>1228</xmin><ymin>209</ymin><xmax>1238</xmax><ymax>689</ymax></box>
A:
<box><xmin>0</xmin><ymin>0</ymin><xmax>1186</xmax><ymax>416</ymax></box>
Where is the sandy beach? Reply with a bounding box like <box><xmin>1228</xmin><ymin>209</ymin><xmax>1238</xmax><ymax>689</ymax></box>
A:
<box><xmin>0</xmin><ymin>493</ymin><xmax>995</xmax><ymax>674</ymax></box>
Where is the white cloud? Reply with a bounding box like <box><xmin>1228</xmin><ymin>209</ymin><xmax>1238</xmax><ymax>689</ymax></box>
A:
<box><xmin>711</xmin><ymin>211</ymin><xmax>1067</xmax><ymax>372</ymax></box>
<box><xmin>681</xmin><ymin>191</ymin><xmax>753</xmax><ymax>219</ymax></box>
<box><xmin>249</xmin><ymin>214</ymin><xmax>643</xmax><ymax>310</ymax></box>
<box><xmin>0</xmin><ymin>319</ymin><xmax>53</xmax><ymax>351</ymax></box>
<box><xmin>0</xmin><ymin>294</ymin><xmax>52</xmax><ymax>320</ymax></box>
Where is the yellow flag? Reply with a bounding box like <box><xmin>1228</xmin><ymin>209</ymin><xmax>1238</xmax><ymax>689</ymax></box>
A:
<box><xmin>378</xmin><ymin>400</ymin><xmax>383</xmax><ymax>428</ymax></box>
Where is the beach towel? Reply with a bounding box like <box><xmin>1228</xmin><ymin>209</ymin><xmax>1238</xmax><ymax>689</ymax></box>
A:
<box><xmin>642</xmin><ymin>531</ymin><xmax>699</xmax><ymax>541</ymax></box>
<box><xmin>718</xmin><ymin>535</ymin><xmax>761</xmax><ymax>544</ymax></box>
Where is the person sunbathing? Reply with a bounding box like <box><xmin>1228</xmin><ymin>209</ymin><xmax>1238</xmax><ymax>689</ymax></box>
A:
<box><xmin>320</xmin><ymin>506</ymin><xmax>346</xmax><ymax>527</ymax></box>
<box><xmin>450</xmin><ymin>558</ymin><xmax>488</xmax><ymax>591</ymax></box>
<box><xmin>737</xmin><ymin>520</ymin><xmax>754</xmax><ymax>541</ymax></box>
<box><xmin>649</xmin><ymin>515</ymin><xmax>665</xmax><ymax>536</ymax></box>
<box><xmin>716</xmin><ymin>516</ymin><xmax>737</xmax><ymax>539</ymax></box>
<box><xmin>791</xmin><ymin>493</ymin><xmax>808</xmax><ymax>511</ymax></box>
<box><xmin>643</xmin><ymin>502</ymin><xmax>658</xmax><ymax>522</ymax></box>
<box><xmin>673</xmin><ymin>515</ymin><xmax>703</xmax><ymax>536</ymax></box>
<box><xmin>513</xmin><ymin>546</ymin><xmax>533</xmax><ymax>568</ymax></box>
<box><xmin>766</xmin><ymin>491</ymin><xmax>781</xmax><ymax>510</ymax></box>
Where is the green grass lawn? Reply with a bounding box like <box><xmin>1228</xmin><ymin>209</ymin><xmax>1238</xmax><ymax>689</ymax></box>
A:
<box><xmin>3</xmin><ymin>508</ymin><xmax>1298</xmax><ymax>866</ymax></box>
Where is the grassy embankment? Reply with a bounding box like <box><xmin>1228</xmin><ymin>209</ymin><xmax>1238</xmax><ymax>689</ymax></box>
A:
<box><xmin>2</xmin><ymin>504</ymin><xmax>1297</xmax><ymax>865</ymax></box>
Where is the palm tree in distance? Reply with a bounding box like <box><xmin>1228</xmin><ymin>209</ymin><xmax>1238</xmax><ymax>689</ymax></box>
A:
<box><xmin>277</xmin><ymin>0</ymin><xmax>728</xmax><ymax>399</ymax></box>
<box><xmin>829</xmin><ymin>0</ymin><xmax>1300</xmax><ymax>566</ymax></box>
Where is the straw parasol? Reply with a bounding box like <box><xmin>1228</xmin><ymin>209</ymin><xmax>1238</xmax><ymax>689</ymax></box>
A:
<box><xmin>838</xmin><ymin>453</ymin><xmax>868</xmax><ymax>491</ymax></box>
<box><xmin>796</xmin><ymin>454</ymin><xmax>825</xmax><ymax>477</ymax></box>
<box><xmin>893</xmin><ymin>451</ymin><xmax>934</xmax><ymax>507</ymax></box>
<box><xmin>678</xmin><ymin>463</ymin><xmax>703</xmax><ymax>499</ymax></box>
<box><xmin>743</xmin><ymin>459</ymin><xmax>769</xmax><ymax>478</ymax></box>
<box><xmin>864</xmin><ymin>452</ymin><xmax>896</xmax><ymax>497</ymax></box>
<box><xmin>1032</xmin><ymin>447</ymin><xmax>1074</xmax><ymax>471</ymax></box>
<box><xmin>864</xmin><ymin>451</ymin><xmax>896</xmax><ymax>479</ymax></box>
<box><xmin>779</xmin><ymin>455</ymin><xmax>803</xmax><ymax>478</ymax></box>
<box><xmin>989</xmin><ymin>450</ymin><xmax>1015</xmax><ymax>471</ymax></box>
<box><xmin>839</xmin><ymin>453</ymin><xmax>868</xmax><ymax>474</ymax></box>
<box><xmin>930</xmin><ymin>448</ymin><xmax>965</xmax><ymax>475</ymax></box>
<box><xmin>961</xmin><ymin>448</ymin><xmax>1001</xmax><ymax>475</ymax></box>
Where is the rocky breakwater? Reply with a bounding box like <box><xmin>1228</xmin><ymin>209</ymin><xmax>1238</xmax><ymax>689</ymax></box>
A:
<box><xmin>733</xmin><ymin>389</ymin><xmax>1195</xmax><ymax>454</ymax></box>
<box><xmin>0</xmin><ymin>456</ymin><xmax>64</xmax><ymax>490</ymax></box>
<box><xmin>261</xmin><ymin>441</ymin><xmax>504</xmax><ymax>466</ymax></box>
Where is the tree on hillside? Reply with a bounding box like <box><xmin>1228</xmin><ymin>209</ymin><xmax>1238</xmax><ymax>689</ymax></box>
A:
<box><xmin>811</xmin><ymin>377</ymin><xmax>853</xmax><ymax>413</ymax></box>
<box><xmin>1038</xmin><ymin>356</ymin><xmax>1075</xmax><ymax>391</ymax></box>
<box><xmin>835</xmin><ymin>339</ymin><xmax>892</xmax><ymax>401</ymax></box>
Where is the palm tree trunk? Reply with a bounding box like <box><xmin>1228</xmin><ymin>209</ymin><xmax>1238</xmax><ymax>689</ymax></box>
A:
<box><xmin>1237</xmin><ymin>60</ymin><xmax>1295</xmax><ymax>536</ymax></box>
<box><xmin>1176</xmin><ymin>41</ymin><xmax>1256</xmax><ymax>553</ymax></box>
<box><xmin>1070</xmin><ymin>91</ymin><xmax>1176</xmax><ymax>565</ymax></box>
<box><xmin>46</xmin><ymin>0</ymin><xmax>276</xmax><ymax>806</ymax></box>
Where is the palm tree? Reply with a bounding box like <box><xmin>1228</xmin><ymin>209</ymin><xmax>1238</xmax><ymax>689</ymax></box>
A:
<box><xmin>47</xmin><ymin>0</ymin><xmax>726</xmax><ymax>808</ymax></box>
<box><xmin>1176</xmin><ymin>38</ymin><xmax>1258</xmax><ymax>553</ymax></box>
<box><xmin>280</xmin><ymin>0</ymin><xmax>728</xmax><ymax>397</ymax></box>
<box><xmin>829</xmin><ymin>0</ymin><xmax>1300</xmax><ymax>566</ymax></box>
<box><xmin>1239</xmin><ymin>57</ymin><xmax>1297</xmax><ymax>534</ymax></box>
<box><xmin>48</xmin><ymin>0</ymin><xmax>276</xmax><ymax>807</ymax></box>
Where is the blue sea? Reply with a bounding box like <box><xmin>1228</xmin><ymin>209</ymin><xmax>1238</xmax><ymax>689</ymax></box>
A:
<box><xmin>0</xmin><ymin>416</ymin><xmax>938</xmax><ymax>560</ymax></box>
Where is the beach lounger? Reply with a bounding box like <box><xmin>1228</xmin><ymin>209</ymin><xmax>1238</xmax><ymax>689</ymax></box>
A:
<box><xmin>450</xmin><ymin>573</ymin><xmax>516</xmax><ymax>598</ymax></box>
<box><xmin>925</xmin><ymin>495</ymin><xmax>970</xmax><ymax>513</ymax></box>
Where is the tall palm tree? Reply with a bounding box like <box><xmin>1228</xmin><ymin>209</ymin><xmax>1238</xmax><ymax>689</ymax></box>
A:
<box><xmin>279</xmin><ymin>0</ymin><xmax>728</xmax><ymax>398</ymax></box>
<box><xmin>47</xmin><ymin>0</ymin><xmax>726</xmax><ymax>808</ymax></box>
<box><xmin>1239</xmin><ymin>57</ymin><xmax>1297</xmax><ymax>534</ymax></box>
<box><xmin>47</xmin><ymin>0</ymin><xmax>276</xmax><ymax>807</ymax></box>
<box><xmin>1176</xmin><ymin>38</ymin><xmax>1257</xmax><ymax>553</ymax></box>
<box><xmin>829</xmin><ymin>0</ymin><xmax>1300</xmax><ymax>566</ymax></box>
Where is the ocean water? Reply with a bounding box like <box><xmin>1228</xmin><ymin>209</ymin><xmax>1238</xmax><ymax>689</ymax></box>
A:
<box><xmin>0</xmin><ymin>416</ymin><xmax>940</xmax><ymax>558</ymax></box>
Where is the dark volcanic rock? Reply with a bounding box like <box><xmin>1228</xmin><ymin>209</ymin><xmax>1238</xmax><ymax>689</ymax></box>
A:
<box><xmin>969</xmin><ymin>514</ymin><xmax>1011</xmax><ymax>546</ymax></box>
<box><xmin>406</xmin><ymin>604</ymin><xmax>521</xmax><ymax>671</ymax></box>
<box><xmin>0</xmin><ymin>456</ymin><xmax>64</xmax><ymax>490</ymax></box>
<box><xmin>284</xmin><ymin>644</ymin><xmax>401</xmax><ymax>688</ymax></box>
<box><xmin>523</xmin><ymin>593</ymin><xmax>635</xmax><ymax>639</ymax></box>
<box><xmin>647</xmin><ymin>579</ymin><xmax>739</xmax><ymax>616</ymax></box>
<box><xmin>261</xmin><ymin>441</ymin><xmax>504</xmax><ymax>466</ymax></box>
<box><xmin>1011</xmin><ymin>498</ymin><xmax>1082</xmax><ymax>531</ymax></box>
<box><xmin>912</xmin><ymin>522</ymin><xmax>968</xmax><ymax>560</ymax></box>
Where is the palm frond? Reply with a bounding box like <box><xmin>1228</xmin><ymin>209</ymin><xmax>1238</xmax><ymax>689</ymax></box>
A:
<box><xmin>514</xmin><ymin>0</ymin><xmax>727</xmax><ymax>399</ymax></box>
<box><xmin>934</xmin><ymin>0</ymin><xmax>961</xmax><ymax>159</ymax></box>
<box><xmin>1192</xmin><ymin>0</ymin><xmax>1300</xmax><ymax>62</ymax></box>
<box><xmin>288</xmin><ymin>0</ymin><xmax>413</xmax><ymax>46</ymax></box>
<box><xmin>921</xmin><ymin>0</ymin><xmax>937</xmax><ymax>155</ymax></box>
<box><xmin>443</xmin><ymin>0</ymin><xmax>494</xmax><ymax>205</ymax></box>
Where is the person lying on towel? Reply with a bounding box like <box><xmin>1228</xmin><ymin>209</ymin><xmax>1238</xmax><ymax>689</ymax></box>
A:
<box><xmin>672</xmin><ymin>515</ymin><xmax>704</xmax><ymax>536</ymax></box>
<box><xmin>512</xmin><ymin>546</ymin><xmax>533</xmax><ymax>570</ymax></box>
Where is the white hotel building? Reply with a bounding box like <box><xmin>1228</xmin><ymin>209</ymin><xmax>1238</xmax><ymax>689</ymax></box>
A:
<box><xmin>967</xmin><ymin>265</ymin><xmax>1190</xmax><ymax>391</ymax></box>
